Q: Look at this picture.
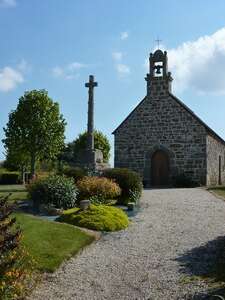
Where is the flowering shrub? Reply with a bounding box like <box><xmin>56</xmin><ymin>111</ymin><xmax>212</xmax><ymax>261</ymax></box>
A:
<box><xmin>77</xmin><ymin>176</ymin><xmax>121</xmax><ymax>202</ymax></box>
<box><xmin>27</xmin><ymin>175</ymin><xmax>78</xmax><ymax>210</ymax></box>
<box><xmin>0</xmin><ymin>247</ymin><xmax>36</xmax><ymax>300</ymax></box>
<box><xmin>0</xmin><ymin>194</ymin><xmax>36</xmax><ymax>300</ymax></box>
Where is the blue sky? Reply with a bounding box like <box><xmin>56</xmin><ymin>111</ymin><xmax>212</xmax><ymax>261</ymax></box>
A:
<box><xmin>1</xmin><ymin>0</ymin><xmax>225</xmax><ymax>165</ymax></box>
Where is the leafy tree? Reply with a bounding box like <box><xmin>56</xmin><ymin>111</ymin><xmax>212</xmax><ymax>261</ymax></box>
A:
<box><xmin>73</xmin><ymin>130</ymin><xmax>110</xmax><ymax>163</ymax></box>
<box><xmin>3</xmin><ymin>90</ymin><xmax>66</xmax><ymax>177</ymax></box>
<box><xmin>0</xmin><ymin>195</ymin><xmax>35</xmax><ymax>299</ymax></box>
<box><xmin>3</xmin><ymin>147</ymin><xmax>29</xmax><ymax>172</ymax></box>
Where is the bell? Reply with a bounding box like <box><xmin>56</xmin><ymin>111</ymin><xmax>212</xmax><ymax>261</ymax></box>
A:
<box><xmin>155</xmin><ymin>66</ymin><xmax>161</xmax><ymax>74</ymax></box>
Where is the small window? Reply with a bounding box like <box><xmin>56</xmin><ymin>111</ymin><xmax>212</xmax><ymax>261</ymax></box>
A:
<box><xmin>154</xmin><ymin>62</ymin><xmax>163</xmax><ymax>77</ymax></box>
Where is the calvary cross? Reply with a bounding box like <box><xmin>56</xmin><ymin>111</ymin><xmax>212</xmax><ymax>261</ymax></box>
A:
<box><xmin>85</xmin><ymin>75</ymin><xmax>98</xmax><ymax>151</ymax></box>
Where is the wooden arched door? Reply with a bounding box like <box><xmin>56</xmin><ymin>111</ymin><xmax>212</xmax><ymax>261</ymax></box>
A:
<box><xmin>151</xmin><ymin>150</ymin><xmax>169</xmax><ymax>186</ymax></box>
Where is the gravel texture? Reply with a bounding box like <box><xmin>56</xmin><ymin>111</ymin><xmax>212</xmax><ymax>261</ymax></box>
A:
<box><xmin>28</xmin><ymin>188</ymin><xmax>225</xmax><ymax>300</ymax></box>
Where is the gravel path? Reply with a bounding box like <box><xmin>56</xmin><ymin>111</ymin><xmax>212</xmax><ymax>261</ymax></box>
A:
<box><xmin>28</xmin><ymin>188</ymin><xmax>225</xmax><ymax>300</ymax></box>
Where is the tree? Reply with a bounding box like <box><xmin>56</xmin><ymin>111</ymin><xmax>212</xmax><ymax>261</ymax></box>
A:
<box><xmin>3</xmin><ymin>90</ymin><xmax>66</xmax><ymax>177</ymax></box>
<box><xmin>0</xmin><ymin>195</ymin><xmax>35</xmax><ymax>299</ymax></box>
<box><xmin>73</xmin><ymin>130</ymin><xmax>110</xmax><ymax>163</ymax></box>
<box><xmin>0</xmin><ymin>194</ymin><xmax>21</xmax><ymax>298</ymax></box>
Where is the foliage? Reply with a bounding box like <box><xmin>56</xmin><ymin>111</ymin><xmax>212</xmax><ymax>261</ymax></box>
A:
<box><xmin>173</xmin><ymin>173</ymin><xmax>197</xmax><ymax>188</ymax></box>
<box><xmin>88</xmin><ymin>195</ymin><xmax>116</xmax><ymax>205</ymax></box>
<box><xmin>77</xmin><ymin>176</ymin><xmax>121</xmax><ymax>202</ymax></box>
<box><xmin>2</xmin><ymin>89</ymin><xmax>66</xmax><ymax>176</ymax></box>
<box><xmin>103</xmin><ymin>168</ymin><xmax>143</xmax><ymax>205</ymax></box>
<box><xmin>57</xmin><ymin>205</ymin><xmax>129</xmax><ymax>231</ymax></box>
<box><xmin>15</xmin><ymin>213</ymin><xmax>94</xmax><ymax>272</ymax></box>
<box><xmin>129</xmin><ymin>189</ymin><xmax>141</xmax><ymax>205</ymax></box>
<box><xmin>3</xmin><ymin>149</ymin><xmax>29</xmax><ymax>173</ymax></box>
<box><xmin>27</xmin><ymin>175</ymin><xmax>78</xmax><ymax>210</ymax></box>
<box><xmin>57</xmin><ymin>142</ymin><xmax>75</xmax><ymax>165</ymax></box>
<box><xmin>62</xmin><ymin>166</ymin><xmax>87</xmax><ymax>183</ymax></box>
<box><xmin>0</xmin><ymin>195</ymin><xmax>34</xmax><ymax>300</ymax></box>
<box><xmin>0</xmin><ymin>172</ymin><xmax>20</xmax><ymax>184</ymax></box>
<box><xmin>73</xmin><ymin>130</ymin><xmax>110</xmax><ymax>163</ymax></box>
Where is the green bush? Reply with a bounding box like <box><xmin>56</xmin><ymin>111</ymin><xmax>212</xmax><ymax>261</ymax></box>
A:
<box><xmin>0</xmin><ymin>194</ymin><xmax>35</xmax><ymax>300</ymax></box>
<box><xmin>57</xmin><ymin>205</ymin><xmax>129</xmax><ymax>231</ymax></box>
<box><xmin>62</xmin><ymin>167</ymin><xmax>87</xmax><ymax>183</ymax></box>
<box><xmin>0</xmin><ymin>172</ymin><xmax>20</xmax><ymax>184</ymax></box>
<box><xmin>27</xmin><ymin>175</ymin><xmax>78</xmax><ymax>209</ymax></box>
<box><xmin>103</xmin><ymin>168</ymin><xmax>142</xmax><ymax>205</ymax></box>
<box><xmin>173</xmin><ymin>173</ymin><xmax>197</xmax><ymax>188</ymax></box>
<box><xmin>77</xmin><ymin>176</ymin><xmax>121</xmax><ymax>203</ymax></box>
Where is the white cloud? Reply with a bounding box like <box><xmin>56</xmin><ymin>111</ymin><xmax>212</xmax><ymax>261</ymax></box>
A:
<box><xmin>52</xmin><ymin>61</ymin><xmax>86</xmax><ymax>80</ymax></box>
<box><xmin>0</xmin><ymin>67</ymin><xmax>23</xmax><ymax>92</ymax></box>
<box><xmin>116</xmin><ymin>64</ymin><xmax>130</xmax><ymax>76</ymax></box>
<box><xmin>112</xmin><ymin>51</ymin><xmax>123</xmax><ymax>61</ymax></box>
<box><xmin>0</xmin><ymin>0</ymin><xmax>16</xmax><ymax>7</ymax></box>
<box><xmin>17</xmin><ymin>59</ymin><xmax>30</xmax><ymax>73</ymax></box>
<box><xmin>52</xmin><ymin>66</ymin><xmax>64</xmax><ymax>78</ymax></box>
<box><xmin>68</xmin><ymin>62</ymin><xmax>86</xmax><ymax>71</ymax></box>
<box><xmin>112</xmin><ymin>51</ymin><xmax>130</xmax><ymax>77</ymax></box>
<box><xmin>120</xmin><ymin>31</ymin><xmax>129</xmax><ymax>40</ymax></box>
<box><xmin>166</xmin><ymin>27</ymin><xmax>225</xmax><ymax>94</ymax></box>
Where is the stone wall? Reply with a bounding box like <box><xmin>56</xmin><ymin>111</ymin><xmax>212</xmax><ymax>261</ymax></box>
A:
<box><xmin>114</xmin><ymin>79</ymin><xmax>207</xmax><ymax>186</ymax></box>
<box><xmin>206</xmin><ymin>134</ymin><xmax>225</xmax><ymax>185</ymax></box>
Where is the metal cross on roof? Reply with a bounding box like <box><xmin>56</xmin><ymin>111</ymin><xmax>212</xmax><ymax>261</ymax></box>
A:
<box><xmin>155</xmin><ymin>37</ymin><xmax>162</xmax><ymax>49</ymax></box>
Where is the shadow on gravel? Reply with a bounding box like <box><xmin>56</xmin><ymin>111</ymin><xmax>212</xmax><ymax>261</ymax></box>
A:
<box><xmin>175</xmin><ymin>236</ymin><xmax>225</xmax><ymax>299</ymax></box>
<box><xmin>184</xmin><ymin>288</ymin><xmax>225</xmax><ymax>300</ymax></box>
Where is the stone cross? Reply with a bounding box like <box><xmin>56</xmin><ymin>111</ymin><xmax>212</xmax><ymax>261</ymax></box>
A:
<box><xmin>85</xmin><ymin>75</ymin><xmax>98</xmax><ymax>151</ymax></box>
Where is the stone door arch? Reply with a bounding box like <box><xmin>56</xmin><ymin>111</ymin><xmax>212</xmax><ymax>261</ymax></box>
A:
<box><xmin>151</xmin><ymin>150</ymin><xmax>170</xmax><ymax>186</ymax></box>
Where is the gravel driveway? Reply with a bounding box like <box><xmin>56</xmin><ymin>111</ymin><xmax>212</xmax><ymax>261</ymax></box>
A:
<box><xmin>28</xmin><ymin>188</ymin><xmax>225</xmax><ymax>300</ymax></box>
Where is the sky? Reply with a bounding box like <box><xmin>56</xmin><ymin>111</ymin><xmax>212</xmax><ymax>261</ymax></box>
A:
<box><xmin>0</xmin><ymin>0</ymin><xmax>225</xmax><ymax>165</ymax></box>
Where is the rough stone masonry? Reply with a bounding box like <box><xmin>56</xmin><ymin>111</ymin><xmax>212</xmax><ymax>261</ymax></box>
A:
<box><xmin>113</xmin><ymin>49</ymin><xmax>225</xmax><ymax>187</ymax></box>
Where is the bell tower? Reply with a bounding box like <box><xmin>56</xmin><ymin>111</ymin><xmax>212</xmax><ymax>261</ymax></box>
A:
<box><xmin>145</xmin><ymin>49</ymin><xmax>173</xmax><ymax>96</ymax></box>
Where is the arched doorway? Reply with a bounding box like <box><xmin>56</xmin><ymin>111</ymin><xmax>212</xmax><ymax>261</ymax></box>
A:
<box><xmin>151</xmin><ymin>150</ymin><xmax>169</xmax><ymax>186</ymax></box>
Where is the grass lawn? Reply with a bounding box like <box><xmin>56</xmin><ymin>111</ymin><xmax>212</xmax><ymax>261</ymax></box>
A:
<box><xmin>208</xmin><ymin>186</ymin><xmax>225</xmax><ymax>199</ymax></box>
<box><xmin>0</xmin><ymin>184</ymin><xmax>28</xmax><ymax>202</ymax></box>
<box><xmin>15</xmin><ymin>212</ymin><xmax>95</xmax><ymax>272</ymax></box>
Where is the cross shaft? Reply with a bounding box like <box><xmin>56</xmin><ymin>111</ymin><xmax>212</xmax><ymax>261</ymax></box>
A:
<box><xmin>85</xmin><ymin>75</ymin><xmax>98</xmax><ymax>151</ymax></box>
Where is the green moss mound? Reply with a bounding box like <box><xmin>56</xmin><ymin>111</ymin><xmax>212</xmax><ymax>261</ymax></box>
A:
<box><xmin>57</xmin><ymin>205</ymin><xmax>129</xmax><ymax>232</ymax></box>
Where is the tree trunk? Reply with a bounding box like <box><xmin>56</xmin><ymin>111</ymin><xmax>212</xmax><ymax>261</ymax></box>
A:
<box><xmin>30</xmin><ymin>152</ymin><xmax>39</xmax><ymax>214</ymax></box>
<box><xmin>30</xmin><ymin>152</ymin><xmax>36</xmax><ymax>179</ymax></box>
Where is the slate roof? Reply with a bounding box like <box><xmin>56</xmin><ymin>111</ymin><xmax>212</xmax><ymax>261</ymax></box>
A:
<box><xmin>112</xmin><ymin>92</ymin><xmax>225</xmax><ymax>146</ymax></box>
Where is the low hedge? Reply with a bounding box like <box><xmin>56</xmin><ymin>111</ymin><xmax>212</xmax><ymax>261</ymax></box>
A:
<box><xmin>57</xmin><ymin>205</ymin><xmax>129</xmax><ymax>232</ymax></box>
<box><xmin>0</xmin><ymin>172</ymin><xmax>20</xmax><ymax>184</ymax></box>
<box><xmin>102</xmin><ymin>168</ymin><xmax>142</xmax><ymax>205</ymax></box>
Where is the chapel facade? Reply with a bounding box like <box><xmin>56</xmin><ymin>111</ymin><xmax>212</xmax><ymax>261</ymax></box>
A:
<box><xmin>113</xmin><ymin>49</ymin><xmax>225</xmax><ymax>187</ymax></box>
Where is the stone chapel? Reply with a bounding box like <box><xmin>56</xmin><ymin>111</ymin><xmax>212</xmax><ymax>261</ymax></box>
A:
<box><xmin>113</xmin><ymin>49</ymin><xmax>225</xmax><ymax>187</ymax></box>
